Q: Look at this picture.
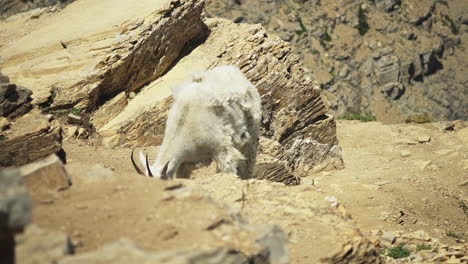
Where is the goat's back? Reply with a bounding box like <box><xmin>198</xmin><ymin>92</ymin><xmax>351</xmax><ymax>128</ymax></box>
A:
<box><xmin>172</xmin><ymin>65</ymin><xmax>258</xmax><ymax>109</ymax></box>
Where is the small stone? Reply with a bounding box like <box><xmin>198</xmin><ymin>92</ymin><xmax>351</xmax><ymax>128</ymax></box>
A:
<box><xmin>71</xmin><ymin>238</ymin><xmax>83</xmax><ymax>248</ymax></box>
<box><xmin>435</xmin><ymin>149</ymin><xmax>454</xmax><ymax>156</ymax></box>
<box><xmin>164</xmin><ymin>183</ymin><xmax>184</xmax><ymax>191</ymax></box>
<box><xmin>445</xmin><ymin>258</ymin><xmax>461</xmax><ymax>264</ymax></box>
<box><xmin>0</xmin><ymin>116</ymin><xmax>9</xmax><ymax>130</ymax></box>
<box><xmin>75</xmin><ymin>204</ymin><xmax>88</xmax><ymax>210</ymax></box>
<box><xmin>338</xmin><ymin>65</ymin><xmax>350</xmax><ymax>78</ymax></box>
<box><xmin>459</xmin><ymin>179</ymin><xmax>468</xmax><ymax>187</ymax></box>
<box><xmin>76</xmin><ymin>127</ymin><xmax>88</xmax><ymax>139</ymax></box>
<box><xmin>400</xmin><ymin>150</ymin><xmax>411</xmax><ymax>157</ymax></box>
<box><xmin>409</xmin><ymin>253</ymin><xmax>424</xmax><ymax>262</ymax></box>
<box><xmin>415</xmin><ymin>160</ymin><xmax>432</xmax><ymax>170</ymax></box>
<box><xmin>381</xmin><ymin>231</ymin><xmax>397</xmax><ymax>244</ymax></box>
<box><xmin>0</xmin><ymin>112</ymin><xmax>62</xmax><ymax>166</ymax></box>
<box><xmin>98</xmin><ymin>129</ymin><xmax>117</xmax><ymax>137</ymax></box>
<box><xmin>40</xmin><ymin>199</ymin><xmax>54</xmax><ymax>205</ymax></box>
<box><xmin>67</xmin><ymin>126</ymin><xmax>78</xmax><ymax>138</ymax></box>
<box><xmin>395</xmin><ymin>139</ymin><xmax>418</xmax><ymax>145</ymax></box>
<box><xmin>128</xmin><ymin>92</ymin><xmax>136</xmax><ymax>99</ymax></box>
<box><xmin>417</xmin><ymin>136</ymin><xmax>431</xmax><ymax>143</ymax></box>
<box><xmin>376</xmin><ymin>181</ymin><xmax>391</xmax><ymax>186</ymax></box>
<box><xmin>67</xmin><ymin>113</ymin><xmax>82</xmax><ymax>125</ymax></box>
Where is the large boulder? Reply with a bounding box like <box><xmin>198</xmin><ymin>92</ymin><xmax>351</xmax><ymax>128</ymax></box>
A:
<box><xmin>8</xmin><ymin>154</ymin><xmax>72</xmax><ymax>195</ymax></box>
<box><xmin>0</xmin><ymin>82</ymin><xmax>32</xmax><ymax>119</ymax></box>
<box><xmin>0</xmin><ymin>110</ymin><xmax>62</xmax><ymax>166</ymax></box>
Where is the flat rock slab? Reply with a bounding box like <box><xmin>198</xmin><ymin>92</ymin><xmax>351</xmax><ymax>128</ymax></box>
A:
<box><xmin>17</xmin><ymin>154</ymin><xmax>71</xmax><ymax>194</ymax></box>
<box><xmin>0</xmin><ymin>0</ymin><xmax>205</xmax><ymax>109</ymax></box>
<box><xmin>0</xmin><ymin>111</ymin><xmax>62</xmax><ymax>166</ymax></box>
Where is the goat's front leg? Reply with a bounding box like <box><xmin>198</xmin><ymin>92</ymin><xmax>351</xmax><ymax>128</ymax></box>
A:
<box><xmin>214</xmin><ymin>145</ymin><xmax>246</xmax><ymax>177</ymax></box>
<box><xmin>176</xmin><ymin>163</ymin><xmax>193</xmax><ymax>179</ymax></box>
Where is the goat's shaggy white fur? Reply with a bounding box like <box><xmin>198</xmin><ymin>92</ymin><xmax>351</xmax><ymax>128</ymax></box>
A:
<box><xmin>136</xmin><ymin>65</ymin><xmax>261</xmax><ymax>180</ymax></box>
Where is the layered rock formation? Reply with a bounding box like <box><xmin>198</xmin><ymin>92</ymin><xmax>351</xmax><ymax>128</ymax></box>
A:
<box><xmin>0</xmin><ymin>0</ymin><xmax>344</xmax><ymax>176</ymax></box>
<box><xmin>0</xmin><ymin>76</ymin><xmax>32</xmax><ymax>119</ymax></box>
<box><xmin>0</xmin><ymin>1</ymin><xmax>394</xmax><ymax>263</ymax></box>
<box><xmin>0</xmin><ymin>0</ymin><xmax>206</xmax><ymax>110</ymax></box>
<box><xmin>0</xmin><ymin>111</ymin><xmax>62</xmax><ymax>166</ymax></box>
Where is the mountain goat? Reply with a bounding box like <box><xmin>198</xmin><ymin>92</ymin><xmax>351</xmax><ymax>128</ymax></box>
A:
<box><xmin>131</xmin><ymin>65</ymin><xmax>262</xmax><ymax>180</ymax></box>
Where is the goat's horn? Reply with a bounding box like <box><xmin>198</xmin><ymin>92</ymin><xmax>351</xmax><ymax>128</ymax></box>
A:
<box><xmin>131</xmin><ymin>149</ymin><xmax>145</xmax><ymax>175</ymax></box>
<box><xmin>145</xmin><ymin>153</ymin><xmax>153</xmax><ymax>177</ymax></box>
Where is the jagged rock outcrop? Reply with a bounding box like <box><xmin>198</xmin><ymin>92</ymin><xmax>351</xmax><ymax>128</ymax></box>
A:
<box><xmin>0</xmin><ymin>77</ymin><xmax>32</xmax><ymax>119</ymax></box>
<box><xmin>205</xmin><ymin>0</ymin><xmax>468</xmax><ymax>122</ymax></box>
<box><xmin>0</xmin><ymin>110</ymin><xmax>62</xmax><ymax>166</ymax></box>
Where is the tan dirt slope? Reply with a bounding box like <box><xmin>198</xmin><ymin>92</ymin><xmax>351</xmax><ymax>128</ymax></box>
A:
<box><xmin>28</xmin><ymin>120</ymin><xmax>467</xmax><ymax>263</ymax></box>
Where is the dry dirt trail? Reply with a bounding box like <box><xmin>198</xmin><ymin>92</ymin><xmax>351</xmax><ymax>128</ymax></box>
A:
<box><xmin>28</xmin><ymin>120</ymin><xmax>468</xmax><ymax>263</ymax></box>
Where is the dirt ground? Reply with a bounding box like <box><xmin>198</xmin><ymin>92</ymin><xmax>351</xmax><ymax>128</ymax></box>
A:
<box><xmin>315</xmin><ymin>121</ymin><xmax>467</xmax><ymax>243</ymax></box>
<box><xmin>29</xmin><ymin>120</ymin><xmax>468</xmax><ymax>262</ymax></box>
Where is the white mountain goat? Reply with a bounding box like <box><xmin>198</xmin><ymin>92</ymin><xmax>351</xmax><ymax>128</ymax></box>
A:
<box><xmin>131</xmin><ymin>65</ymin><xmax>262</xmax><ymax>180</ymax></box>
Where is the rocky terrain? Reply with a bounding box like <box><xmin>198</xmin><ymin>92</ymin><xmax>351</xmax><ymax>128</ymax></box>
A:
<box><xmin>0</xmin><ymin>0</ymin><xmax>467</xmax><ymax>263</ymax></box>
<box><xmin>0</xmin><ymin>0</ymin><xmax>73</xmax><ymax>20</ymax></box>
<box><xmin>205</xmin><ymin>0</ymin><xmax>468</xmax><ymax>123</ymax></box>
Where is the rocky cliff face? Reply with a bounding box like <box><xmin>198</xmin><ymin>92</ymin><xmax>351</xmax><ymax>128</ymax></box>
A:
<box><xmin>205</xmin><ymin>0</ymin><xmax>468</xmax><ymax>123</ymax></box>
